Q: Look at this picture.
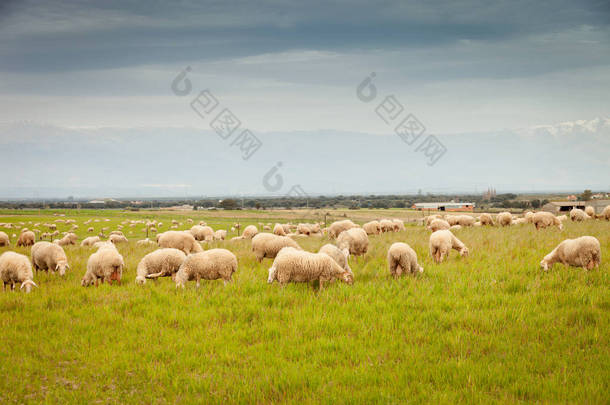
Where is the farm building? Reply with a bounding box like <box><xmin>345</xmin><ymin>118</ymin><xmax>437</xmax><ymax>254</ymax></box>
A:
<box><xmin>542</xmin><ymin>200</ymin><xmax>610</xmax><ymax>214</ymax></box>
<box><xmin>413</xmin><ymin>202</ymin><xmax>475</xmax><ymax>212</ymax></box>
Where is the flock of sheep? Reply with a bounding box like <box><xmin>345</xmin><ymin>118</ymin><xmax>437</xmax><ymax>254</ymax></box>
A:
<box><xmin>0</xmin><ymin>204</ymin><xmax>607</xmax><ymax>293</ymax></box>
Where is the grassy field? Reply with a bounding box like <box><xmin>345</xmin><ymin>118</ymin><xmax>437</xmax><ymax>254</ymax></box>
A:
<box><xmin>0</xmin><ymin>209</ymin><xmax>608</xmax><ymax>403</ymax></box>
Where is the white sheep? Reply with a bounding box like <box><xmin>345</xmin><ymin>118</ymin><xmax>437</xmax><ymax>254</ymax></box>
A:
<box><xmin>190</xmin><ymin>225</ymin><xmax>214</xmax><ymax>241</ymax></box>
<box><xmin>31</xmin><ymin>242</ymin><xmax>70</xmax><ymax>276</ymax></box>
<box><xmin>136</xmin><ymin>238</ymin><xmax>156</xmax><ymax>246</ymax></box>
<box><xmin>337</xmin><ymin>227</ymin><xmax>369</xmax><ymax>257</ymax></box>
<box><xmin>379</xmin><ymin>219</ymin><xmax>394</xmax><ymax>233</ymax></box>
<box><xmin>135</xmin><ymin>248</ymin><xmax>187</xmax><ymax>284</ymax></box>
<box><xmin>213</xmin><ymin>230</ymin><xmax>227</xmax><ymax>241</ymax></box>
<box><xmin>532</xmin><ymin>212</ymin><xmax>563</xmax><ymax>230</ymax></box>
<box><xmin>174</xmin><ymin>249</ymin><xmax>238</xmax><ymax>288</ymax></box>
<box><xmin>267</xmin><ymin>247</ymin><xmax>353</xmax><ymax>290</ymax></box>
<box><xmin>584</xmin><ymin>206</ymin><xmax>595</xmax><ymax>218</ymax></box>
<box><xmin>273</xmin><ymin>223</ymin><xmax>286</xmax><ymax>236</ymax></box>
<box><xmin>570</xmin><ymin>208</ymin><xmax>589</xmax><ymax>222</ymax></box>
<box><xmin>497</xmin><ymin>212</ymin><xmax>512</xmax><ymax>227</ymax></box>
<box><xmin>81</xmin><ymin>247</ymin><xmax>124</xmax><ymax>287</ymax></box>
<box><xmin>109</xmin><ymin>234</ymin><xmax>128</xmax><ymax>244</ymax></box>
<box><xmin>392</xmin><ymin>219</ymin><xmax>406</xmax><ymax>231</ymax></box>
<box><xmin>318</xmin><ymin>244</ymin><xmax>352</xmax><ymax>276</ymax></box>
<box><xmin>0</xmin><ymin>252</ymin><xmax>37</xmax><ymax>292</ymax></box>
<box><xmin>0</xmin><ymin>231</ymin><xmax>9</xmax><ymax>247</ymax></box>
<box><xmin>57</xmin><ymin>232</ymin><xmax>78</xmax><ymax>246</ymax></box>
<box><xmin>429</xmin><ymin>230</ymin><xmax>468</xmax><ymax>263</ymax></box>
<box><xmin>428</xmin><ymin>219</ymin><xmax>450</xmax><ymax>232</ymax></box>
<box><xmin>16</xmin><ymin>230</ymin><xmax>35</xmax><ymax>247</ymax></box>
<box><xmin>601</xmin><ymin>205</ymin><xmax>610</xmax><ymax>220</ymax></box>
<box><xmin>387</xmin><ymin>242</ymin><xmax>423</xmax><ymax>278</ymax></box>
<box><xmin>540</xmin><ymin>236</ymin><xmax>601</xmax><ymax>271</ymax></box>
<box><xmin>523</xmin><ymin>211</ymin><xmax>534</xmax><ymax>223</ymax></box>
<box><xmin>362</xmin><ymin>220</ymin><xmax>381</xmax><ymax>235</ymax></box>
<box><xmin>328</xmin><ymin>220</ymin><xmax>358</xmax><ymax>238</ymax></box>
<box><xmin>455</xmin><ymin>215</ymin><xmax>475</xmax><ymax>227</ymax></box>
<box><xmin>158</xmin><ymin>231</ymin><xmax>203</xmax><ymax>254</ymax></box>
<box><xmin>242</xmin><ymin>225</ymin><xmax>258</xmax><ymax>239</ymax></box>
<box><xmin>251</xmin><ymin>233</ymin><xmax>301</xmax><ymax>262</ymax></box>
<box><xmin>479</xmin><ymin>213</ymin><xmax>494</xmax><ymax>226</ymax></box>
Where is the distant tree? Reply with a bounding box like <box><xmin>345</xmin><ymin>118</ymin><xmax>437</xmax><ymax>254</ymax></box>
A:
<box><xmin>580</xmin><ymin>189</ymin><xmax>592</xmax><ymax>201</ymax></box>
<box><xmin>219</xmin><ymin>199</ymin><xmax>238</xmax><ymax>210</ymax></box>
<box><xmin>531</xmin><ymin>199</ymin><xmax>541</xmax><ymax>209</ymax></box>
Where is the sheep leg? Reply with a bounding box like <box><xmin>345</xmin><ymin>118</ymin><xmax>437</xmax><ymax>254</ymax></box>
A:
<box><xmin>319</xmin><ymin>279</ymin><xmax>325</xmax><ymax>291</ymax></box>
<box><xmin>196</xmin><ymin>276</ymin><xmax>201</xmax><ymax>288</ymax></box>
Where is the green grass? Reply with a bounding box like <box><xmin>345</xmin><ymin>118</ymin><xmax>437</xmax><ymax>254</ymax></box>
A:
<box><xmin>0</xmin><ymin>210</ymin><xmax>608</xmax><ymax>403</ymax></box>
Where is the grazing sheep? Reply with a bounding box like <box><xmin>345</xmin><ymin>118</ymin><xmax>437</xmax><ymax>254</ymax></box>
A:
<box><xmin>190</xmin><ymin>225</ymin><xmax>214</xmax><ymax>241</ymax></box>
<box><xmin>337</xmin><ymin>228</ymin><xmax>369</xmax><ymax>257</ymax></box>
<box><xmin>429</xmin><ymin>230</ymin><xmax>468</xmax><ymax>263</ymax></box>
<box><xmin>0</xmin><ymin>231</ymin><xmax>9</xmax><ymax>247</ymax></box>
<box><xmin>0</xmin><ymin>252</ymin><xmax>37</xmax><ymax>292</ymax></box>
<box><xmin>523</xmin><ymin>211</ymin><xmax>534</xmax><ymax>223</ymax></box>
<box><xmin>81</xmin><ymin>236</ymin><xmax>101</xmax><ymax>247</ymax></box>
<box><xmin>512</xmin><ymin>218</ymin><xmax>527</xmax><ymax>225</ymax></box>
<box><xmin>135</xmin><ymin>248</ymin><xmax>187</xmax><ymax>284</ymax></box>
<box><xmin>363</xmin><ymin>220</ymin><xmax>382</xmax><ymax>235</ymax></box>
<box><xmin>450</xmin><ymin>225</ymin><xmax>462</xmax><ymax>231</ymax></box>
<box><xmin>456</xmin><ymin>215</ymin><xmax>475</xmax><ymax>227</ymax></box>
<box><xmin>251</xmin><ymin>233</ymin><xmax>302</xmax><ymax>262</ymax></box>
<box><xmin>392</xmin><ymin>219</ymin><xmax>406</xmax><ymax>232</ymax></box>
<box><xmin>93</xmin><ymin>241</ymin><xmax>117</xmax><ymax>251</ymax></box>
<box><xmin>57</xmin><ymin>232</ymin><xmax>78</xmax><ymax>246</ymax></box>
<box><xmin>213</xmin><ymin>230</ymin><xmax>227</xmax><ymax>241</ymax></box>
<box><xmin>497</xmin><ymin>212</ymin><xmax>512</xmax><ymax>227</ymax></box>
<box><xmin>88</xmin><ymin>227</ymin><xmax>94</xmax><ymax>233</ymax></box>
<box><xmin>532</xmin><ymin>212</ymin><xmax>563</xmax><ymax>230</ymax></box>
<box><xmin>584</xmin><ymin>206</ymin><xmax>595</xmax><ymax>218</ymax></box>
<box><xmin>242</xmin><ymin>225</ymin><xmax>258</xmax><ymax>239</ymax></box>
<box><xmin>267</xmin><ymin>247</ymin><xmax>353</xmax><ymax>290</ymax></box>
<box><xmin>158</xmin><ymin>231</ymin><xmax>203</xmax><ymax>255</ymax></box>
<box><xmin>31</xmin><ymin>242</ymin><xmax>70</xmax><ymax>276</ymax></box>
<box><xmin>136</xmin><ymin>238</ymin><xmax>156</xmax><ymax>246</ymax></box>
<box><xmin>16</xmin><ymin>231</ymin><xmax>35</xmax><ymax>247</ymax></box>
<box><xmin>428</xmin><ymin>219</ymin><xmax>450</xmax><ymax>232</ymax></box>
<box><xmin>263</xmin><ymin>225</ymin><xmax>271</xmax><ymax>231</ymax></box>
<box><xmin>273</xmin><ymin>223</ymin><xmax>286</xmax><ymax>236</ymax></box>
<box><xmin>445</xmin><ymin>215</ymin><xmax>459</xmax><ymax>226</ymax></box>
<box><xmin>328</xmin><ymin>220</ymin><xmax>358</xmax><ymax>238</ymax></box>
<box><xmin>425</xmin><ymin>215</ymin><xmax>443</xmax><ymax>227</ymax></box>
<box><xmin>81</xmin><ymin>247</ymin><xmax>124</xmax><ymax>287</ymax></box>
<box><xmin>557</xmin><ymin>214</ymin><xmax>568</xmax><ymax>222</ymax></box>
<box><xmin>570</xmin><ymin>208</ymin><xmax>589</xmax><ymax>222</ymax></box>
<box><xmin>379</xmin><ymin>219</ymin><xmax>394</xmax><ymax>233</ymax></box>
<box><xmin>109</xmin><ymin>234</ymin><xmax>128</xmax><ymax>244</ymax></box>
<box><xmin>473</xmin><ymin>221</ymin><xmax>482</xmax><ymax>227</ymax></box>
<box><xmin>600</xmin><ymin>205</ymin><xmax>610</xmax><ymax>220</ymax></box>
<box><xmin>540</xmin><ymin>236</ymin><xmax>601</xmax><ymax>271</ymax></box>
<box><xmin>109</xmin><ymin>230</ymin><xmax>124</xmax><ymax>237</ymax></box>
<box><xmin>297</xmin><ymin>223</ymin><xmax>312</xmax><ymax>235</ymax></box>
<box><xmin>318</xmin><ymin>244</ymin><xmax>352</xmax><ymax>276</ymax></box>
<box><xmin>175</xmin><ymin>249</ymin><xmax>238</xmax><ymax>288</ymax></box>
<box><xmin>387</xmin><ymin>242</ymin><xmax>423</xmax><ymax>278</ymax></box>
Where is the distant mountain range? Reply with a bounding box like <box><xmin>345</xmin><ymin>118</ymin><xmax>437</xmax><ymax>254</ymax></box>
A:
<box><xmin>0</xmin><ymin>118</ymin><xmax>608</xmax><ymax>199</ymax></box>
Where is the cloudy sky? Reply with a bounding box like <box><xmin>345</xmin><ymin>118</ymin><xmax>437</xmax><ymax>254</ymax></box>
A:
<box><xmin>0</xmin><ymin>0</ymin><xmax>608</xmax><ymax>197</ymax></box>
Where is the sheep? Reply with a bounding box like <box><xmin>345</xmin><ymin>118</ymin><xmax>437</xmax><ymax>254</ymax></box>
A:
<box><xmin>428</xmin><ymin>219</ymin><xmax>450</xmax><ymax>232</ymax></box>
<box><xmin>81</xmin><ymin>247</ymin><xmax>124</xmax><ymax>287</ymax></box>
<box><xmin>379</xmin><ymin>219</ymin><xmax>394</xmax><ymax>233</ymax></box>
<box><xmin>392</xmin><ymin>219</ymin><xmax>406</xmax><ymax>232</ymax></box>
<box><xmin>81</xmin><ymin>236</ymin><xmax>101</xmax><ymax>247</ymax></box>
<box><xmin>557</xmin><ymin>214</ymin><xmax>568</xmax><ymax>222</ymax></box>
<box><xmin>445</xmin><ymin>215</ymin><xmax>459</xmax><ymax>226</ymax></box>
<box><xmin>337</xmin><ymin>228</ymin><xmax>369</xmax><ymax>257</ymax></box>
<box><xmin>584</xmin><ymin>206</ymin><xmax>595</xmax><ymax>218</ymax></box>
<box><xmin>136</xmin><ymin>238</ymin><xmax>156</xmax><ymax>246</ymax></box>
<box><xmin>425</xmin><ymin>215</ymin><xmax>443</xmax><ymax>226</ymax></box>
<box><xmin>497</xmin><ymin>212</ymin><xmax>512</xmax><ymax>227</ymax></box>
<box><xmin>540</xmin><ymin>236</ymin><xmax>601</xmax><ymax>271</ymax></box>
<box><xmin>387</xmin><ymin>242</ymin><xmax>423</xmax><ymax>278</ymax></box>
<box><xmin>0</xmin><ymin>231</ymin><xmax>9</xmax><ymax>247</ymax></box>
<box><xmin>601</xmin><ymin>205</ymin><xmax>610</xmax><ymax>220</ymax></box>
<box><xmin>31</xmin><ymin>241</ymin><xmax>69</xmax><ymax>276</ymax></box>
<box><xmin>570</xmin><ymin>208</ymin><xmax>589</xmax><ymax>222</ymax></box>
<box><xmin>57</xmin><ymin>232</ymin><xmax>78</xmax><ymax>246</ymax></box>
<box><xmin>363</xmin><ymin>220</ymin><xmax>381</xmax><ymax>235</ymax></box>
<box><xmin>523</xmin><ymin>211</ymin><xmax>534</xmax><ymax>223</ymax></box>
<box><xmin>88</xmin><ymin>227</ymin><xmax>94</xmax><ymax>233</ymax></box>
<box><xmin>456</xmin><ymin>215</ymin><xmax>475</xmax><ymax>227</ymax></box>
<box><xmin>297</xmin><ymin>223</ymin><xmax>312</xmax><ymax>235</ymax></box>
<box><xmin>273</xmin><ymin>223</ymin><xmax>286</xmax><ymax>236</ymax></box>
<box><xmin>109</xmin><ymin>230</ymin><xmax>124</xmax><ymax>237</ymax></box>
<box><xmin>251</xmin><ymin>233</ymin><xmax>302</xmax><ymax>262</ymax></box>
<box><xmin>267</xmin><ymin>247</ymin><xmax>353</xmax><ymax>290</ymax></box>
<box><xmin>242</xmin><ymin>225</ymin><xmax>258</xmax><ymax>239</ymax></box>
<box><xmin>109</xmin><ymin>234</ymin><xmax>128</xmax><ymax>244</ymax></box>
<box><xmin>263</xmin><ymin>225</ymin><xmax>271</xmax><ymax>231</ymax></box>
<box><xmin>318</xmin><ymin>244</ymin><xmax>352</xmax><ymax>276</ymax></box>
<box><xmin>328</xmin><ymin>220</ymin><xmax>358</xmax><ymax>238</ymax></box>
<box><xmin>532</xmin><ymin>212</ymin><xmax>563</xmax><ymax>230</ymax></box>
<box><xmin>213</xmin><ymin>230</ymin><xmax>227</xmax><ymax>241</ymax></box>
<box><xmin>93</xmin><ymin>241</ymin><xmax>117</xmax><ymax>251</ymax></box>
<box><xmin>429</xmin><ymin>230</ymin><xmax>468</xmax><ymax>263</ymax></box>
<box><xmin>0</xmin><ymin>252</ymin><xmax>37</xmax><ymax>292</ymax></box>
<box><xmin>190</xmin><ymin>225</ymin><xmax>214</xmax><ymax>241</ymax></box>
<box><xmin>16</xmin><ymin>231</ymin><xmax>35</xmax><ymax>247</ymax></box>
<box><xmin>135</xmin><ymin>248</ymin><xmax>187</xmax><ymax>284</ymax></box>
<box><xmin>512</xmin><ymin>218</ymin><xmax>527</xmax><ymax>225</ymax></box>
<box><xmin>473</xmin><ymin>221</ymin><xmax>482</xmax><ymax>227</ymax></box>
<box><xmin>450</xmin><ymin>225</ymin><xmax>462</xmax><ymax>231</ymax></box>
<box><xmin>174</xmin><ymin>249</ymin><xmax>238</xmax><ymax>288</ymax></box>
<box><xmin>158</xmin><ymin>231</ymin><xmax>203</xmax><ymax>255</ymax></box>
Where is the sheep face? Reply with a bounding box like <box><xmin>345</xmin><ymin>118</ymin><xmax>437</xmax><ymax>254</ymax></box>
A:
<box><xmin>417</xmin><ymin>265</ymin><xmax>424</xmax><ymax>274</ymax></box>
<box><xmin>342</xmin><ymin>272</ymin><xmax>354</xmax><ymax>285</ymax></box>
<box><xmin>20</xmin><ymin>280</ymin><xmax>38</xmax><ymax>293</ymax></box>
<box><xmin>540</xmin><ymin>259</ymin><xmax>550</xmax><ymax>271</ymax></box>
<box><xmin>55</xmin><ymin>262</ymin><xmax>69</xmax><ymax>276</ymax></box>
<box><xmin>459</xmin><ymin>247</ymin><xmax>469</xmax><ymax>258</ymax></box>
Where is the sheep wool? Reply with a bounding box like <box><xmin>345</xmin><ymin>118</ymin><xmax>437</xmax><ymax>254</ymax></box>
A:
<box><xmin>584</xmin><ymin>206</ymin><xmax>595</xmax><ymax>218</ymax></box>
<box><xmin>31</xmin><ymin>241</ymin><xmax>70</xmax><ymax>276</ymax></box>
<box><xmin>136</xmin><ymin>248</ymin><xmax>187</xmax><ymax>284</ymax></box>
<box><xmin>318</xmin><ymin>244</ymin><xmax>352</xmax><ymax>275</ymax></box>
<box><xmin>242</xmin><ymin>225</ymin><xmax>259</xmax><ymax>239</ymax></box>
<box><xmin>328</xmin><ymin>220</ymin><xmax>358</xmax><ymax>238</ymax></box>
<box><xmin>428</xmin><ymin>219</ymin><xmax>450</xmax><ymax>232</ymax></box>
<box><xmin>392</xmin><ymin>219</ymin><xmax>406</xmax><ymax>232</ymax></box>
<box><xmin>0</xmin><ymin>252</ymin><xmax>37</xmax><ymax>292</ymax></box>
<box><xmin>570</xmin><ymin>208</ymin><xmax>589</xmax><ymax>222</ymax></box>
<box><xmin>16</xmin><ymin>230</ymin><xmax>35</xmax><ymax>247</ymax></box>
<box><xmin>158</xmin><ymin>231</ymin><xmax>203</xmax><ymax>255</ymax></box>
<box><xmin>267</xmin><ymin>247</ymin><xmax>353</xmax><ymax>290</ymax></box>
<box><xmin>429</xmin><ymin>230</ymin><xmax>469</xmax><ymax>263</ymax></box>
<box><xmin>497</xmin><ymin>212</ymin><xmax>512</xmax><ymax>227</ymax></box>
<box><xmin>337</xmin><ymin>227</ymin><xmax>369</xmax><ymax>257</ymax></box>
<box><xmin>540</xmin><ymin>236</ymin><xmax>601</xmax><ymax>271</ymax></box>
<box><xmin>532</xmin><ymin>212</ymin><xmax>563</xmax><ymax>230</ymax></box>
<box><xmin>190</xmin><ymin>225</ymin><xmax>214</xmax><ymax>241</ymax></box>
<box><xmin>82</xmin><ymin>247</ymin><xmax>125</xmax><ymax>287</ymax></box>
<box><xmin>175</xmin><ymin>249</ymin><xmax>238</xmax><ymax>288</ymax></box>
<box><xmin>251</xmin><ymin>233</ymin><xmax>301</xmax><ymax>262</ymax></box>
<box><xmin>109</xmin><ymin>234</ymin><xmax>128</xmax><ymax>244</ymax></box>
<box><xmin>387</xmin><ymin>242</ymin><xmax>423</xmax><ymax>278</ymax></box>
<box><xmin>213</xmin><ymin>230</ymin><xmax>227</xmax><ymax>241</ymax></box>
<box><xmin>601</xmin><ymin>205</ymin><xmax>610</xmax><ymax>220</ymax></box>
<box><xmin>478</xmin><ymin>213</ymin><xmax>494</xmax><ymax>226</ymax></box>
<box><xmin>362</xmin><ymin>220</ymin><xmax>382</xmax><ymax>235</ymax></box>
<box><xmin>81</xmin><ymin>236</ymin><xmax>101</xmax><ymax>247</ymax></box>
<box><xmin>379</xmin><ymin>219</ymin><xmax>394</xmax><ymax>233</ymax></box>
<box><xmin>0</xmin><ymin>231</ymin><xmax>9</xmax><ymax>247</ymax></box>
<box><xmin>273</xmin><ymin>223</ymin><xmax>286</xmax><ymax>236</ymax></box>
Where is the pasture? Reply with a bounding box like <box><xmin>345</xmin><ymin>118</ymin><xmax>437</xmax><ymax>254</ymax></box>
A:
<box><xmin>0</xmin><ymin>209</ymin><xmax>608</xmax><ymax>403</ymax></box>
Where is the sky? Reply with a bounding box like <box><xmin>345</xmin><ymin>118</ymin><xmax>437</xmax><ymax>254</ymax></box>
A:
<box><xmin>0</xmin><ymin>0</ymin><xmax>609</xmax><ymax>197</ymax></box>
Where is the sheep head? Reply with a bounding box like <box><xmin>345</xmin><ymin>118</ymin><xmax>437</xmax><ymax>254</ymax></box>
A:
<box><xmin>20</xmin><ymin>279</ymin><xmax>38</xmax><ymax>293</ymax></box>
<box><xmin>341</xmin><ymin>271</ymin><xmax>354</xmax><ymax>285</ymax></box>
<box><xmin>55</xmin><ymin>262</ymin><xmax>69</xmax><ymax>276</ymax></box>
<box><xmin>459</xmin><ymin>247</ymin><xmax>469</xmax><ymax>258</ymax></box>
